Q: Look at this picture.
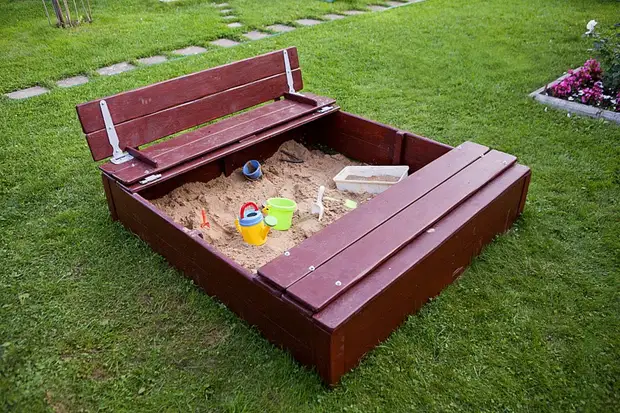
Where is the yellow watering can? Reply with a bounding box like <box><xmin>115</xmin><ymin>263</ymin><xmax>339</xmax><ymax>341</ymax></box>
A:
<box><xmin>235</xmin><ymin>202</ymin><xmax>277</xmax><ymax>246</ymax></box>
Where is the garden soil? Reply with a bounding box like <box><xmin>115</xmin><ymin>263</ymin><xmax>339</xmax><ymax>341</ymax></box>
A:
<box><xmin>152</xmin><ymin>141</ymin><xmax>374</xmax><ymax>272</ymax></box>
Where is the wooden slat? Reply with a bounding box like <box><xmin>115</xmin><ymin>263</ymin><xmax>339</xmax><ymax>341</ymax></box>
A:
<box><xmin>284</xmin><ymin>150</ymin><xmax>517</xmax><ymax>312</ymax></box>
<box><xmin>77</xmin><ymin>47</ymin><xmax>300</xmax><ymax>134</ymax></box>
<box><xmin>127</xmin><ymin>104</ymin><xmax>339</xmax><ymax>193</ymax></box>
<box><xmin>311</xmin><ymin>165</ymin><xmax>529</xmax><ymax>381</ymax></box>
<box><xmin>313</xmin><ymin>164</ymin><xmax>531</xmax><ymax>331</ymax></box>
<box><xmin>101</xmin><ymin>94</ymin><xmax>334</xmax><ymax>184</ymax></box>
<box><xmin>85</xmin><ymin>70</ymin><xmax>303</xmax><ymax>161</ymax></box>
<box><xmin>257</xmin><ymin>141</ymin><xmax>490</xmax><ymax>291</ymax></box>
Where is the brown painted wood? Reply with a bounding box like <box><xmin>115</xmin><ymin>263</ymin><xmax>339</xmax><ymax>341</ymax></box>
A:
<box><xmin>401</xmin><ymin>131</ymin><xmax>453</xmax><ymax>172</ymax></box>
<box><xmin>518</xmin><ymin>169</ymin><xmax>531</xmax><ymax>214</ymax></box>
<box><xmin>77</xmin><ymin>47</ymin><xmax>300</xmax><ymax>134</ymax></box>
<box><xmin>283</xmin><ymin>92</ymin><xmax>319</xmax><ymax>106</ymax></box>
<box><xmin>258</xmin><ymin>141</ymin><xmax>490</xmax><ymax>291</ymax></box>
<box><xmin>125</xmin><ymin>146</ymin><xmax>158</xmax><ymax>167</ymax></box>
<box><xmin>85</xmin><ymin>70</ymin><xmax>303</xmax><ymax>161</ymax></box>
<box><xmin>314</xmin><ymin>164</ymin><xmax>531</xmax><ymax>331</ymax></box>
<box><xmin>313</xmin><ymin>166</ymin><xmax>530</xmax><ymax>381</ymax></box>
<box><xmin>126</xmin><ymin>104</ymin><xmax>339</xmax><ymax>193</ymax></box>
<box><xmin>101</xmin><ymin>173</ymin><xmax>118</xmax><ymax>221</ymax></box>
<box><xmin>285</xmin><ymin>150</ymin><xmax>517</xmax><ymax>312</ymax></box>
<box><xmin>100</xmin><ymin>94</ymin><xmax>335</xmax><ymax>184</ymax></box>
<box><xmin>311</xmin><ymin>111</ymin><xmax>399</xmax><ymax>165</ymax></box>
<box><xmin>392</xmin><ymin>131</ymin><xmax>405</xmax><ymax>165</ymax></box>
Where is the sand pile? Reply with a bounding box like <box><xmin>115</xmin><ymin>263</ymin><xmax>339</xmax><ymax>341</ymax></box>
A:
<box><xmin>152</xmin><ymin>141</ymin><xmax>374</xmax><ymax>272</ymax></box>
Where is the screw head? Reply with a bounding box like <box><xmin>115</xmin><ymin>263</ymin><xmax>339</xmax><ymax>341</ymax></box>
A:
<box><xmin>308</xmin><ymin>266</ymin><xmax>315</xmax><ymax>271</ymax></box>
<box><xmin>284</xmin><ymin>251</ymin><xmax>290</xmax><ymax>257</ymax></box>
<box><xmin>335</xmin><ymin>281</ymin><xmax>342</xmax><ymax>286</ymax></box>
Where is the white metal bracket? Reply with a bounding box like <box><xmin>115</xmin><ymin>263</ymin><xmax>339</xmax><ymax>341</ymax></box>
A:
<box><xmin>283</xmin><ymin>49</ymin><xmax>298</xmax><ymax>95</ymax></box>
<box><xmin>99</xmin><ymin>100</ymin><xmax>133</xmax><ymax>165</ymax></box>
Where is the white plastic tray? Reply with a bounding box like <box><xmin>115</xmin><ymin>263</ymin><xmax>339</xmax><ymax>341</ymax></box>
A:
<box><xmin>333</xmin><ymin>165</ymin><xmax>409</xmax><ymax>194</ymax></box>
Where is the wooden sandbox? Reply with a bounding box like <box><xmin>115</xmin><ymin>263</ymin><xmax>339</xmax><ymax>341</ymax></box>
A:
<box><xmin>76</xmin><ymin>47</ymin><xmax>531</xmax><ymax>385</ymax></box>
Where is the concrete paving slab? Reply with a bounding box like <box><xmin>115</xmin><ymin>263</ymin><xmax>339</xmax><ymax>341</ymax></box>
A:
<box><xmin>242</xmin><ymin>31</ymin><xmax>270</xmax><ymax>40</ymax></box>
<box><xmin>227</xmin><ymin>22</ymin><xmax>243</xmax><ymax>28</ymax></box>
<box><xmin>172</xmin><ymin>46</ymin><xmax>207</xmax><ymax>56</ymax></box>
<box><xmin>220</xmin><ymin>9</ymin><xmax>232</xmax><ymax>14</ymax></box>
<box><xmin>266</xmin><ymin>24</ymin><xmax>296</xmax><ymax>33</ymax></box>
<box><xmin>214</xmin><ymin>2</ymin><xmax>228</xmax><ymax>7</ymax></box>
<box><xmin>56</xmin><ymin>76</ymin><xmax>89</xmax><ymax>88</ymax></box>
<box><xmin>295</xmin><ymin>18</ymin><xmax>322</xmax><ymax>26</ymax></box>
<box><xmin>96</xmin><ymin>62</ymin><xmax>136</xmax><ymax>76</ymax></box>
<box><xmin>210</xmin><ymin>38</ymin><xmax>240</xmax><ymax>47</ymax></box>
<box><xmin>368</xmin><ymin>5</ymin><xmax>388</xmax><ymax>11</ymax></box>
<box><xmin>222</xmin><ymin>15</ymin><xmax>237</xmax><ymax>20</ymax></box>
<box><xmin>5</xmin><ymin>86</ymin><xmax>49</xmax><ymax>99</ymax></box>
<box><xmin>323</xmin><ymin>14</ymin><xmax>345</xmax><ymax>20</ymax></box>
<box><xmin>137</xmin><ymin>55</ymin><xmax>167</xmax><ymax>66</ymax></box>
<box><xmin>342</xmin><ymin>10</ymin><xmax>365</xmax><ymax>15</ymax></box>
<box><xmin>386</xmin><ymin>1</ymin><xmax>407</xmax><ymax>6</ymax></box>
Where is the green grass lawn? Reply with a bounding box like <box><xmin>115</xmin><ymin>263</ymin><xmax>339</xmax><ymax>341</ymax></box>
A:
<box><xmin>1</xmin><ymin>0</ymin><xmax>619</xmax><ymax>411</ymax></box>
<box><xmin>0</xmin><ymin>0</ymin><xmax>371</xmax><ymax>94</ymax></box>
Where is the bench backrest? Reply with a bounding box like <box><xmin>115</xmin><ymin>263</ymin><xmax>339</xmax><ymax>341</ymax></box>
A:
<box><xmin>76</xmin><ymin>47</ymin><xmax>302</xmax><ymax>161</ymax></box>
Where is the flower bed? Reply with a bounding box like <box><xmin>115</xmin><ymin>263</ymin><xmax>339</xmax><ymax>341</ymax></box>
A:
<box><xmin>530</xmin><ymin>59</ymin><xmax>620</xmax><ymax>124</ymax></box>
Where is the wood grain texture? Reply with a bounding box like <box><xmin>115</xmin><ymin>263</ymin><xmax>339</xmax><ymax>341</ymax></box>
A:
<box><xmin>124</xmin><ymin>104</ymin><xmax>340</xmax><ymax>192</ymax></box>
<box><xmin>77</xmin><ymin>47</ymin><xmax>300</xmax><ymax>134</ymax></box>
<box><xmin>285</xmin><ymin>150</ymin><xmax>517</xmax><ymax>312</ymax></box>
<box><xmin>313</xmin><ymin>165</ymin><xmax>530</xmax><ymax>381</ymax></box>
<box><xmin>86</xmin><ymin>70</ymin><xmax>303</xmax><ymax>161</ymax></box>
<box><xmin>401</xmin><ymin>131</ymin><xmax>453</xmax><ymax>172</ymax></box>
<box><xmin>100</xmin><ymin>94</ymin><xmax>335</xmax><ymax>184</ymax></box>
<box><xmin>257</xmin><ymin>141</ymin><xmax>489</xmax><ymax>291</ymax></box>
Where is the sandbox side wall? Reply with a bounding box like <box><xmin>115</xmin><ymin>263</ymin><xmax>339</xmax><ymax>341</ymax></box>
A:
<box><xmin>103</xmin><ymin>174</ymin><xmax>341</xmax><ymax>382</ymax></box>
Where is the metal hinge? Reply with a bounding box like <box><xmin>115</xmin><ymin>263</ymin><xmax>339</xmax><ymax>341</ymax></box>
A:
<box><xmin>139</xmin><ymin>174</ymin><xmax>162</xmax><ymax>185</ymax></box>
<box><xmin>100</xmin><ymin>100</ymin><xmax>133</xmax><ymax>165</ymax></box>
<box><xmin>283</xmin><ymin>49</ymin><xmax>298</xmax><ymax>95</ymax></box>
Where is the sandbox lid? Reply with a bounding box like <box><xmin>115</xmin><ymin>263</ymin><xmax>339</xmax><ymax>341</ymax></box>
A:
<box><xmin>257</xmin><ymin>142</ymin><xmax>518</xmax><ymax>315</ymax></box>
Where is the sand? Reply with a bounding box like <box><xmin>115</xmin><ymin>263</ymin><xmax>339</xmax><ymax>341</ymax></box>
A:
<box><xmin>152</xmin><ymin>141</ymin><xmax>374</xmax><ymax>272</ymax></box>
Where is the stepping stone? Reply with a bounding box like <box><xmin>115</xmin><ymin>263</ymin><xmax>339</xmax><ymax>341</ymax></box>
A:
<box><xmin>386</xmin><ymin>1</ymin><xmax>406</xmax><ymax>6</ymax></box>
<box><xmin>220</xmin><ymin>9</ymin><xmax>232</xmax><ymax>14</ymax></box>
<box><xmin>214</xmin><ymin>2</ymin><xmax>228</xmax><ymax>7</ymax></box>
<box><xmin>227</xmin><ymin>22</ymin><xmax>243</xmax><ymax>28</ymax></box>
<box><xmin>323</xmin><ymin>14</ymin><xmax>345</xmax><ymax>20</ymax></box>
<box><xmin>5</xmin><ymin>86</ymin><xmax>49</xmax><ymax>99</ymax></box>
<box><xmin>160</xmin><ymin>0</ymin><xmax>178</xmax><ymax>2</ymax></box>
<box><xmin>210</xmin><ymin>38</ymin><xmax>240</xmax><ymax>47</ymax></box>
<box><xmin>295</xmin><ymin>18</ymin><xmax>322</xmax><ymax>26</ymax></box>
<box><xmin>242</xmin><ymin>31</ymin><xmax>270</xmax><ymax>41</ymax></box>
<box><xmin>267</xmin><ymin>24</ymin><xmax>296</xmax><ymax>33</ymax></box>
<box><xmin>56</xmin><ymin>75</ymin><xmax>89</xmax><ymax>88</ymax></box>
<box><xmin>97</xmin><ymin>62</ymin><xmax>135</xmax><ymax>76</ymax></box>
<box><xmin>342</xmin><ymin>10</ymin><xmax>365</xmax><ymax>15</ymax></box>
<box><xmin>137</xmin><ymin>55</ymin><xmax>167</xmax><ymax>66</ymax></box>
<box><xmin>368</xmin><ymin>5</ymin><xmax>388</xmax><ymax>11</ymax></box>
<box><xmin>223</xmin><ymin>15</ymin><xmax>237</xmax><ymax>20</ymax></box>
<box><xmin>172</xmin><ymin>46</ymin><xmax>207</xmax><ymax>56</ymax></box>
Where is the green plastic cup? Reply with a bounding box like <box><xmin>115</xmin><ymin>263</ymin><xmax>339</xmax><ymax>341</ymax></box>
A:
<box><xmin>264</xmin><ymin>198</ymin><xmax>297</xmax><ymax>231</ymax></box>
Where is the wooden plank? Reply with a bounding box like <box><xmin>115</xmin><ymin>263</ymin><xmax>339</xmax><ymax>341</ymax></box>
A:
<box><xmin>126</xmin><ymin>104</ymin><xmax>340</xmax><ymax>193</ymax></box>
<box><xmin>313</xmin><ymin>165</ymin><xmax>530</xmax><ymax>379</ymax></box>
<box><xmin>284</xmin><ymin>150</ymin><xmax>517</xmax><ymax>312</ymax></box>
<box><xmin>77</xmin><ymin>47</ymin><xmax>300</xmax><ymax>134</ymax></box>
<box><xmin>257</xmin><ymin>141</ymin><xmax>490</xmax><ymax>291</ymax></box>
<box><xmin>85</xmin><ymin>70</ymin><xmax>303</xmax><ymax>161</ymax></box>
<box><xmin>101</xmin><ymin>173</ymin><xmax>118</xmax><ymax>221</ymax></box>
<box><xmin>101</xmin><ymin>94</ymin><xmax>335</xmax><ymax>184</ymax></box>
<box><xmin>401</xmin><ymin>131</ymin><xmax>453</xmax><ymax>172</ymax></box>
<box><xmin>313</xmin><ymin>164</ymin><xmax>531</xmax><ymax>331</ymax></box>
<box><xmin>109</xmin><ymin>180</ymin><xmax>334</xmax><ymax>381</ymax></box>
